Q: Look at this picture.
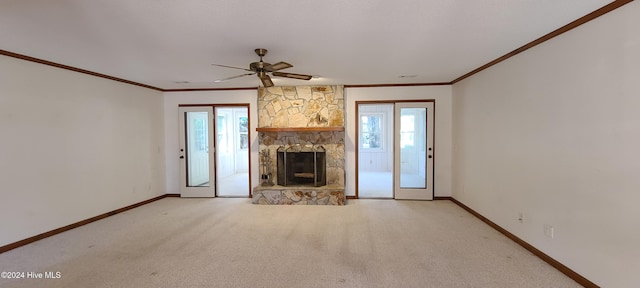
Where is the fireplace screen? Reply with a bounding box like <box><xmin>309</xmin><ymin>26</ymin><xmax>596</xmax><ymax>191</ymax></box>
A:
<box><xmin>277</xmin><ymin>145</ymin><xmax>326</xmax><ymax>187</ymax></box>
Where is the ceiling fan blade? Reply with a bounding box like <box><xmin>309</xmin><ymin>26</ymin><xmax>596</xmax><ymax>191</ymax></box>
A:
<box><xmin>214</xmin><ymin>73</ymin><xmax>255</xmax><ymax>83</ymax></box>
<box><xmin>260</xmin><ymin>75</ymin><xmax>274</xmax><ymax>87</ymax></box>
<box><xmin>272</xmin><ymin>71</ymin><xmax>313</xmax><ymax>80</ymax></box>
<box><xmin>265</xmin><ymin>61</ymin><xmax>292</xmax><ymax>72</ymax></box>
<box><xmin>211</xmin><ymin>63</ymin><xmax>252</xmax><ymax>72</ymax></box>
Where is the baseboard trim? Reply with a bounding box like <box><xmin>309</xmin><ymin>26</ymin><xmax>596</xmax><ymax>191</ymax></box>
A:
<box><xmin>346</xmin><ymin>196</ymin><xmax>451</xmax><ymax>200</ymax></box>
<box><xmin>449</xmin><ymin>197</ymin><xmax>599</xmax><ymax>288</ymax></box>
<box><xmin>0</xmin><ymin>194</ymin><xmax>170</xmax><ymax>254</ymax></box>
<box><xmin>165</xmin><ymin>193</ymin><xmax>180</xmax><ymax>197</ymax></box>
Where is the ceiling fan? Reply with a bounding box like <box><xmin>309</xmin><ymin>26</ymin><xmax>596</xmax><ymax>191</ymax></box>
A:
<box><xmin>212</xmin><ymin>48</ymin><xmax>313</xmax><ymax>87</ymax></box>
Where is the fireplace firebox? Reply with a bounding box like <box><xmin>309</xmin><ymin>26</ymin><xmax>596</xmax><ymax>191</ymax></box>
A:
<box><xmin>277</xmin><ymin>145</ymin><xmax>326</xmax><ymax>187</ymax></box>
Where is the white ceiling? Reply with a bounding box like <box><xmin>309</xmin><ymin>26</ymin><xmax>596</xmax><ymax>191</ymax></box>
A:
<box><xmin>0</xmin><ymin>0</ymin><xmax>614</xmax><ymax>90</ymax></box>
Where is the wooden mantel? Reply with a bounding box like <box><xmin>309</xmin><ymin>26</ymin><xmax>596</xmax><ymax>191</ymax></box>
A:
<box><xmin>256</xmin><ymin>127</ymin><xmax>345</xmax><ymax>132</ymax></box>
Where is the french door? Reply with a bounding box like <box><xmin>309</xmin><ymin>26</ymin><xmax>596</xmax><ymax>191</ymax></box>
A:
<box><xmin>179</xmin><ymin>105</ymin><xmax>251</xmax><ymax>198</ymax></box>
<box><xmin>179</xmin><ymin>106</ymin><xmax>215</xmax><ymax>197</ymax></box>
<box><xmin>357</xmin><ymin>101</ymin><xmax>434</xmax><ymax>200</ymax></box>
<box><xmin>394</xmin><ymin>102</ymin><xmax>434</xmax><ymax>200</ymax></box>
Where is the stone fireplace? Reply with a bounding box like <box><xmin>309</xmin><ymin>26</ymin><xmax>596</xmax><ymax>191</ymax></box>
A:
<box><xmin>252</xmin><ymin>85</ymin><xmax>346</xmax><ymax>205</ymax></box>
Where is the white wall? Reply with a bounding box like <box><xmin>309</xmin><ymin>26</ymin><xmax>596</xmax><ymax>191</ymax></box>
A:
<box><xmin>163</xmin><ymin>91</ymin><xmax>259</xmax><ymax>195</ymax></box>
<box><xmin>0</xmin><ymin>55</ymin><xmax>165</xmax><ymax>247</ymax></box>
<box><xmin>452</xmin><ymin>2</ymin><xmax>640</xmax><ymax>287</ymax></box>
<box><xmin>345</xmin><ymin>86</ymin><xmax>453</xmax><ymax>197</ymax></box>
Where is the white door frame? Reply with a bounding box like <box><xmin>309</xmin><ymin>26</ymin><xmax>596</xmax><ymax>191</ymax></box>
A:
<box><xmin>394</xmin><ymin>101</ymin><xmax>434</xmax><ymax>200</ymax></box>
<box><xmin>179</xmin><ymin>106</ymin><xmax>215</xmax><ymax>197</ymax></box>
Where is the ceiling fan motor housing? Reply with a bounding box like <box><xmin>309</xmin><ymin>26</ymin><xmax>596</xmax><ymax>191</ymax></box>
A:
<box><xmin>250</xmin><ymin>61</ymin><xmax>270</xmax><ymax>72</ymax></box>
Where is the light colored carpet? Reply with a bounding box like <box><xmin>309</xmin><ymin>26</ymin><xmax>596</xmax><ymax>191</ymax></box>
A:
<box><xmin>0</xmin><ymin>198</ymin><xmax>582</xmax><ymax>288</ymax></box>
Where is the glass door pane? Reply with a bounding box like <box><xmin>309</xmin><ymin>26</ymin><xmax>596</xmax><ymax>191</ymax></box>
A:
<box><xmin>187</xmin><ymin>111</ymin><xmax>210</xmax><ymax>187</ymax></box>
<box><xmin>399</xmin><ymin>108</ymin><xmax>426</xmax><ymax>188</ymax></box>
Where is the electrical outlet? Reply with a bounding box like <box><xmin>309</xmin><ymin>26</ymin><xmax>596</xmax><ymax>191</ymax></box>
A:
<box><xmin>544</xmin><ymin>225</ymin><xmax>554</xmax><ymax>239</ymax></box>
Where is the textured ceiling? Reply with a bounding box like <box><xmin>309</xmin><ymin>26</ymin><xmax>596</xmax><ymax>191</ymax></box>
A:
<box><xmin>0</xmin><ymin>0</ymin><xmax>614</xmax><ymax>89</ymax></box>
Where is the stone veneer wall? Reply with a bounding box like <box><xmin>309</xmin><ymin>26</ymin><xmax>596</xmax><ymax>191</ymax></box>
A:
<box><xmin>257</xmin><ymin>86</ymin><xmax>345</xmax><ymax>187</ymax></box>
<box><xmin>258</xmin><ymin>86</ymin><xmax>344</xmax><ymax>128</ymax></box>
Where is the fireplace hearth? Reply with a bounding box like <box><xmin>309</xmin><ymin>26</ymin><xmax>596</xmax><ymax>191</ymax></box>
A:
<box><xmin>277</xmin><ymin>145</ymin><xmax>326</xmax><ymax>187</ymax></box>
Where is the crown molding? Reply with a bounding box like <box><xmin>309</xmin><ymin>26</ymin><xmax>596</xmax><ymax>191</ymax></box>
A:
<box><xmin>451</xmin><ymin>0</ymin><xmax>634</xmax><ymax>84</ymax></box>
<box><xmin>0</xmin><ymin>49</ymin><xmax>163</xmax><ymax>91</ymax></box>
